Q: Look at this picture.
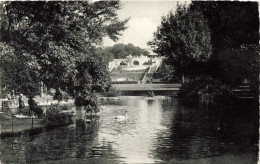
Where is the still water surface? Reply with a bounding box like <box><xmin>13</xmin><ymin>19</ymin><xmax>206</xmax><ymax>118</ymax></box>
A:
<box><xmin>0</xmin><ymin>96</ymin><xmax>258</xmax><ymax>164</ymax></box>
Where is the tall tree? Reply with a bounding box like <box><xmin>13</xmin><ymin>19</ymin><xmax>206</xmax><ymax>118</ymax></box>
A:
<box><xmin>0</xmin><ymin>1</ymin><xmax>127</xmax><ymax>109</ymax></box>
<box><xmin>189</xmin><ymin>2</ymin><xmax>259</xmax><ymax>77</ymax></box>
<box><xmin>190</xmin><ymin>2</ymin><xmax>258</xmax><ymax>54</ymax></box>
<box><xmin>149</xmin><ymin>4</ymin><xmax>212</xmax><ymax>83</ymax></box>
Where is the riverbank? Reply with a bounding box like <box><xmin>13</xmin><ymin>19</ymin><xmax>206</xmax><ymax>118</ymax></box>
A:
<box><xmin>0</xmin><ymin>113</ymin><xmax>44</xmax><ymax>138</ymax></box>
<box><xmin>0</xmin><ymin>99</ymin><xmax>75</xmax><ymax>138</ymax></box>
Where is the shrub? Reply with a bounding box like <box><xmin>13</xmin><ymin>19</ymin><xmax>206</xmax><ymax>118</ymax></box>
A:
<box><xmin>43</xmin><ymin>104</ymin><xmax>73</xmax><ymax>128</ymax></box>
<box><xmin>53</xmin><ymin>89</ymin><xmax>70</xmax><ymax>102</ymax></box>
<box><xmin>178</xmin><ymin>76</ymin><xmax>232</xmax><ymax>101</ymax></box>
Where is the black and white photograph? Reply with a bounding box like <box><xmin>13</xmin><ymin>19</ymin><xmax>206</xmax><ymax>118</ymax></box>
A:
<box><xmin>0</xmin><ymin>1</ymin><xmax>259</xmax><ymax>164</ymax></box>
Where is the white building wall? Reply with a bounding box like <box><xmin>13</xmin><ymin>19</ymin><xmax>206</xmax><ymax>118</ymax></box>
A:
<box><xmin>108</xmin><ymin>54</ymin><xmax>163</xmax><ymax>71</ymax></box>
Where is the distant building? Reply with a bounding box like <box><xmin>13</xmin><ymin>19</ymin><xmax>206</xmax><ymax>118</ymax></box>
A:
<box><xmin>109</xmin><ymin>54</ymin><xmax>163</xmax><ymax>71</ymax></box>
<box><xmin>126</xmin><ymin>55</ymin><xmax>149</xmax><ymax>66</ymax></box>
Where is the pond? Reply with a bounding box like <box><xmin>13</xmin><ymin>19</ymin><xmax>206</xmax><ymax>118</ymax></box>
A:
<box><xmin>0</xmin><ymin>96</ymin><xmax>258</xmax><ymax>164</ymax></box>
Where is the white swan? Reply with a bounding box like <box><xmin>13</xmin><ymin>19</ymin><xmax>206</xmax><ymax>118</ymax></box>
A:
<box><xmin>115</xmin><ymin>111</ymin><xmax>128</xmax><ymax>121</ymax></box>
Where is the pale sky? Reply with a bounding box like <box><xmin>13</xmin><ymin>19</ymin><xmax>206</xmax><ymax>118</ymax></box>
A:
<box><xmin>103</xmin><ymin>1</ymin><xmax>191</xmax><ymax>49</ymax></box>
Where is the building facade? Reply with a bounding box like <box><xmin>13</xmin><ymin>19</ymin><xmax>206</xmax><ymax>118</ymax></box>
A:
<box><xmin>109</xmin><ymin>54</ymin><xmax>163</xmax><ymax>71</ymax></box>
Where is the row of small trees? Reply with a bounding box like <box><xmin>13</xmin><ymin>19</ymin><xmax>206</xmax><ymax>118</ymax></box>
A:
<box><xmin>149</xmin><ymin>2</ymin><xmax>259</xmax><ymax>100</ymax></box>
<box><xmin>0</xmin><ymin>1</ymin><xmax>128</xmax><ymax>110</ymax></box>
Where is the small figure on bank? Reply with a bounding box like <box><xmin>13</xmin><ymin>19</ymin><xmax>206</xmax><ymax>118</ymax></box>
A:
<box><xmin>18</xmin><ymin>94</ymin><xmax>25</xmax><ymax>114</ymax></box>
<box><xmin>28</xmin><ymin>96</ymin><xmax>43</xmax><ymax>118</ymax></box>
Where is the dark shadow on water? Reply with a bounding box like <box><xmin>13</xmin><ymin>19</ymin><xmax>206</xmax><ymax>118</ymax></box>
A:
<box><xmin>152</xmin><ymin>98</ymin><xmax>258</xmax><ymax>163</ymax></box>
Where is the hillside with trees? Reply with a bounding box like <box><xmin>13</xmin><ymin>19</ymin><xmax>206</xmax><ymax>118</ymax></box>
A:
<box><xmin>99</xmin><ymin>43</ymin><xmax>150</xmax><ymax>63</ymax></box>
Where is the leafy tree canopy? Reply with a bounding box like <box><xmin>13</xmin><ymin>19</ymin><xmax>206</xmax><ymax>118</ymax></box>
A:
<box><xmin>0</xmin><ymin>1</ymin><xmax>127</xmax><ymax>105</ymax></box>
<box><xmin>218</xmin><ymin>45</ymin><xmax>259</xmax><ymax>88</ymax></box>
<box><xmin>148</xmin><ymin>4</ymin><xmax>212</xmax><ymax>82</ymax></box>
<box><xmin>0</xmin><ymin>42</ymin><xmax>41</xmax><ymax>97</ymax></box>
<box><xmin>190</xmin><ymin>1</ymin><xmax>259</xmax><ymax>56</ymax></box>
<box><xmin>190</xmin><ymin>1</ymin><xmax>259</xmax><ymax>88</ymax></box>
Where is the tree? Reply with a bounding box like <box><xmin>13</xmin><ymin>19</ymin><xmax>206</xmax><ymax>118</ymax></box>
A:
<box><xmin>103</xmin><ymin>43</ymin><xmax>150</xmax><ymax>59</ymax></box>
<box><xmin>190</xmin><ymin>2</ymin><xmax>259</xmax><ymax>78</ymax></box>
<box><xmin>190</xmin><ymin>2</ymin><xmax>258</xmax><ymax>55</ymax></box>
<box><xmin>148</xmin><ymin>4</ymin><xmax>212</xmax><ymax>83</ymax></box>
<box><xmin>0</xmin><ymin>42</ymin><xmax>41</xmax><ymax>97</ymax></box>
<box><xmin>95</xmin><ymin>48</ymin><xmax>114</xmax><ymax>65</ymax></box>
<box><xmin>0</xmin><ymin>1</ymin><xmax>127</xmax><ymax>110</ymax></box>
<box><xmin>219</xmin><ymin>45</ymin><xmax>259</xmax><ymax>90</ymax></box>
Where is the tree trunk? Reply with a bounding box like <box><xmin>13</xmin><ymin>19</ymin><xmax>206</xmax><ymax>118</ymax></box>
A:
<box><xmin>0</xmin><ymin>66</ymin><xmax>2</xmax><ymax>98</ymax></box>
<box><xmin>182</xmin><ymin>73</ymin><xmax>185</xmax><ymax>84</ymax></box>
<box><xmin>180</xmin><ymin>58</ymin><xmax>185</xmax><ymax>84</ymax></box>
<box><xmin>76</xmin><ymin>106</ymin><xmax>85</xmax><ymax>120</ymax></box>
<box><xmin>40</xmin><ymin>81</ymin><xmax>44</xmax><ymax>97</ymax></box>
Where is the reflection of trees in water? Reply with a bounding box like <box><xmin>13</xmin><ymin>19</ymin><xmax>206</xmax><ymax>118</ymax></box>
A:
<box><xmin>214</xmin><ymin>100</ymin><xmax>258</xmax><ymax>148</ymax></box>
<box><xmin>1</xmin><ymin>118</ymin><xmax>123</xmax><ymax>163</ymax></box>
<box><xmin>152</xmin><ymin>100</ymin><xmax>258</xmax><ymax>162</ymax></box>
<box><xmin>0</xmin><ymin>137</ymin><xmax>28</xmax><ymax>163</ymax></box>
<box><xmin>25</xmin><ymin>125</ymin><xmax>83</xmax><ymax>163</ymax></box>
<box><xmin>24</xmin><ymin>120</ymin><xmax>122</xmax><ymax>163</ymax></box>
<box><xmin>74</xmin><ymin>120</ymin><xmax>123</xmax><ymax>163</ymax></box>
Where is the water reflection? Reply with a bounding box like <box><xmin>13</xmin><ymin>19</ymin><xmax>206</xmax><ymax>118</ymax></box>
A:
<box><xmin>0</xmin><ymin>97</ymin><xmax>258</xmax><ymax>164</ymax></box>
<box><xmin>152</xmin><ymin>100</ymin><xmax>258</xmax><ymax>163</ymax></box>
<box><xmin>97</xmin><ymin>98</ymin><xmax>164</xmax><ymax>163</ymax></box>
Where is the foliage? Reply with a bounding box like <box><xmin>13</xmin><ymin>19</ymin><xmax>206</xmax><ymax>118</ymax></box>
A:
<box><xmin>159</xmin><ymin>61</ymin><xmax>175</xmax><ymax>82</ymax></box>
<box><xmin>71</xmin><ymin>58</ymin><xmax>109</xmax><ymax>112</ymax></box>
<box><xmin>43</xmin><ymin>104</ymin><xmax>73</xmax><ymax>128</ymax></box>
<box><xmin>189</xmin><ymin>1</ymin><xmax>259</xmax><ymax>79</ymax></box>
<box><xmin>218</xmin><ymin>45</ymin><xmax>259</xmax><ymax>90</ymax></box>
<box><xmin>0</xmin><ymin>42</ymin><xmax>41</xmax><ymax>97</ymax></box>
<box><xmin>0</xmin><ymin>2</ymin><xmax>127</xmax><ymax>109</ymax></box>
<box><xmin>149</xmin><ymin>4</ymin><xmax>212</xmax><ymax>81</ymax></box>
<box><xmin>178</xmin><ymin>76</ymin><xmax>232</xmax><ymax>101</ymax></box>
<box><xmin>95</xmin><ymin>48</ymin><xmax>115</xmax><ymax>65</ymax></box>
<box><xmin>190</xmin><ymin>2</ymin><xmax>258</xmax><ymax>56</ymax></box>
<box><xmin>150</xmin><ymin>2</ymin><xmax>259</xmax><ymax>101</ymax></box>
<box><xmin>102</xmin><ymin>43</ymin><xmax>150</xmax><ymax>59</ymax></box>
<box><xmin>189</xmin><ymin>2</ymin><xmax>259</xmax><ymax>97</ymax></box>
